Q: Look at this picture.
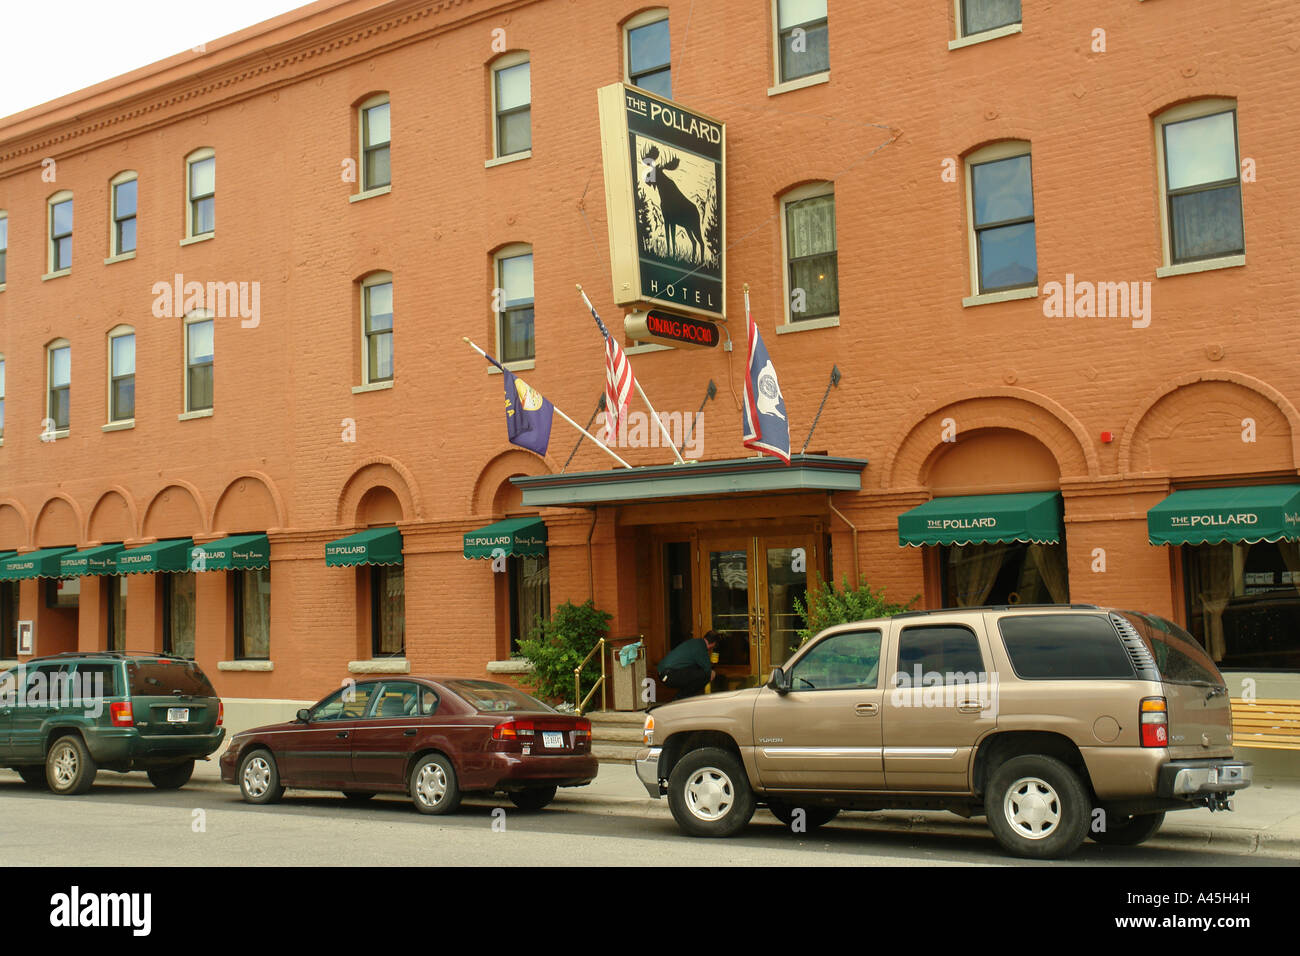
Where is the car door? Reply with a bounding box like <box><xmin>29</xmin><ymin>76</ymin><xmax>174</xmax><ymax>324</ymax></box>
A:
<box><xmin>751</xmin><ymin>627</ymin><xmax>888</xmax><ymax>791</ymax></box>
<box><xmin>350</xmin><ymin>681</ymin><xmax>434</xmax><ymax>787</ymax></box>
<box><xmin>10</xmin><ymin>663</ymin><xmax>74</xmax><ymax>761</ymax></box>
<box><xmin>0</xmin><ymin>668</ymin><xmax>18</xmax><ymax>755</ymax></box>
<box><xmin>278</xmin><ymin>683</ymin><xmax>378</xmax><ymax>789</ymax></box>
<box><xmin>882</xmin><ymin>615</ymin><xmax>998</xmax><ymax>792</ymax></box>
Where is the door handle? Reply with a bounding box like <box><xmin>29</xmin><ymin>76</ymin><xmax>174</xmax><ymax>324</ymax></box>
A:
<box><xmin>336</xmin><ymin>731</ymin><xmax>349</xmax><ymax>738</ymax></box>
<box><xmin>957</xmin><ymin>701</ymin><xmax>983</xmax><ymax>714</ymax></box>
<box><xmin>403</xmin><ymin>728</ymin><xmax>417</xmax><ymax>736</ymax></box>
<box><xmin>855</xmin><ymin>703</ymin><xmax>878</xmax><ymax>716</ymax></box>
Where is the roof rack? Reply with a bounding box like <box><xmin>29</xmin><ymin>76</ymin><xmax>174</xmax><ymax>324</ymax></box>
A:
<box><xmin>46</xmin><ymin>651</ymin><xmax>195</xmax><ymax>661</ymax></box>
<box><xmin>891</xmin><ymin>604</ymin><xmax>1101</xmax><ymax>619</ymax></box>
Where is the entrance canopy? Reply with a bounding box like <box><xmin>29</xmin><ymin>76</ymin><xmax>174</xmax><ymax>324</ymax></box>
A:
<box><xmin>199</xmin><ymin>533</ymin><xmax>271</xmax><ymax>570</ymax></box>
<box><xmin>0</xmin><ymin>546</ymin><xmax>76</xmax><ymax>580</ymax></box>
<box><xmin>325</xmin><ymin>527</ymin><xmax>403</xmax><ymax>567</ymax></box>
<box><xmin>117</xmin><ymin>538</ymin><xmax>195</xmax><ymax>575</ymax></box>
<box><xmin>1147</xmin><ymin>484</ymin><xmax>1300</xmax><ymax>545</ymax></box>
<box><xmin>464</xmin><ymin>517</ymin><xmax>547</xmax><ymax>559</ymax></box>
<box><xmin>899</xmin><ymin>492</ymin><xmax>1063</xmax><ymax>547</ymax></box>
<box><xmin>59</xmin><ymin>543</ymin><xmax>125</xmax><ymax>577</ymax></box>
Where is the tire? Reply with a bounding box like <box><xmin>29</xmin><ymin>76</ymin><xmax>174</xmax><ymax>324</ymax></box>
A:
<box><xmin>238</xmin><ymin>750</ymin><xmax>285</xmax><ymax>805</ymax></box>
<box><xmin>17</xmin><ymin>767</ymin><xmax>48</xmax><ymax>788</ymax></box>
<box><xmin>46</xmin><ymin>735</ymin><xmax>97</xmax><ymax>795</ymax></box>
<box><xmin>986</xmin><ymin>754</ymin><xmax>1089</xmax><ymax>859</ymax></box>
<box><xmin>409</xmin><ymin>754</ymin><xmax>461</xmax><ymax>815</ymax></box>
<box><xmin>508</xmin><ymin>786</ymin><xmax>557</xmax><ymax>811</ymax></box>
<box><xmin>342</xmin><ymin>791</ymin><xmax>376</xmax><ymax>803</ymax></box>
<box><xmin>1090</xmin><ymin>810</ymin><xmax>1165</xmax><ymax>847</ymax></box>
<box><xmin>666</xmin><ymin>747</ymin><xmax>756</xmax><ymax>838</ymax></box>
<box><xmin>766</xmin><ymin>798</ymin><xmax>840</xmax><ymax>831</ymax></box>
<box><xmin>147</xmin><ymin>760</ymin><xmax>195</xmax><ymax>790</ymax></box>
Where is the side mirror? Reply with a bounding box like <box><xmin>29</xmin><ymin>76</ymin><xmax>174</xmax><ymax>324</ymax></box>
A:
<box><xmin>768</xmin><ymin>668</ymin><xmax>790</xmax><ymax>695</ymax></box>
<box><xmin>295</xmin><ymin>708</ymin><xmax>311</xmax><ymax>723</ymax></box>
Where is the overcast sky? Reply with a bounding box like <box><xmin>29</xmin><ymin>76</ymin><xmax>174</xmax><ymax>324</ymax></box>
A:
<box><xmin>0</xmin><ymin>0</ymin><xmax>315</xmax><ymax>120</ymax></box>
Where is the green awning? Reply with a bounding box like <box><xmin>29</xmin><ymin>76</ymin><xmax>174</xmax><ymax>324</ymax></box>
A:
<box><xmin>59</xmin><ymin>543</ymin><xmax>125</xmax><ymax>577</ymax></box>
<box><xmin>464</xmin><ymin>517</ymin><xmax>547</xmax><ymax>560</ymax></box>
<box><xmin>899</xmin><ymin>492</ymin><xmax>1064</xmax><ymax>547</ymax></box>
<box><xmin>199</xmin><ymin>534</ymin><xmax>270</xmax><ymax>571</ymax></box>
<box><xmin>0</xmin><ymin>547</ymin><xmax>76</xmax><ymax>580</ymax></box>
<box><xmin>116</xmin><ymin>538</ymin><xmax>195</xmax><ymax>575</ymax></box>
<box><xmin>1148</xmin><ymin>484</ymin><xmax>1300</xmax><ymax>545</ymax></box>
<box><xmin>325</xmin><ymin>527</ymin><xmax>403</xmax><ymax>567</ymax></box>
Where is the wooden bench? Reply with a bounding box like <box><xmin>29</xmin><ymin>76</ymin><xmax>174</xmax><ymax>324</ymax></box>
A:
<box><xmin>1230</xmin><ymin>698</ymin><xmax>1300</xmax><ymax>751</ymax></box>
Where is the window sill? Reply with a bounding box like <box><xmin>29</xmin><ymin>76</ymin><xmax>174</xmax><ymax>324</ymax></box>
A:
<box><xmin>45</xmin><ymin>429</ymin><xmax>70</xmax><ymax>441</ymax></box>
<box><xmin>0</xmin><ymin>283</ymin><xmax>6</xmax><ymax>293</ymax></box>
<box><xmin>104</xmin><ymin>251</ymin><xmax>136</xmax><ymax>265</ymax></box>
<box><xmin>962</xmin><ymin>286</ymin><xmax>1038</xmax><ymax>308</ymax></box>
<box><xmin>178</xmin><ymin>408</ymin><xmax>214</xmax><ymax>421</ymax></box>
<box><xmin>102</xmin><ymin>419</ymin><xmax>135</xmax><ymax>432</ymax></box>
<box><xmin>486</xmin><ymin>359</ymin><xmax>535</xmax><ymax>375</ymax></box>
<box><xmin>624</xmin><ymin>342</ymin><xmax>675</xmax><ymax>355</ymax></box>
<box><xmin>1156</xmin><ymin>254</ymin><xmax>1245</xmax><ymax>278</ymax></box>
<box><xmin>776</xmin><ymin>315</ymin><xmax>840</xmax><ymax>334</ymax></box>
<box><xmin>179</xmin><ymin>233</ymin><xmax>214</xmax><ymax>247</ymax></box>
<box><xmin>41</xmin><ymin>269</ymin><xmax>71</xmax><ymax>282</ymax></box>
<box><xmin>349</xmin><ymin>185</ymin><xmax>392</xmax><ymax>204</ymax></box>
<box><xmin>948</xmin><ymin>23</ymin><xmax>1022</xmax><ymax>51</ymax></box>
<box><xmin>348</xmin><ymin>658</ymin><xmax>410</xmax><ymax>674</ymax></box>
<box><xmin>767</xmin><ymin>71</ymin><xmax>830</xmax><ymax>97</ymax></box>
<box><xmin>487</xmin><ymin>659</ymin><xmax>534</xmax><ymax>674</ymax></box>
<box><xmin>352</xmin><ymin>380</ymin><xmax>394</xmax><ymax>394</ymax></box>
<box><xmin>485</xmin><ymin>150</ymin><xmax>531</xmax><ymax>169</ymax></box>
<box><xmin>218</xmin><ymin>660</ymin><xmax>274</xmax><ymax>672</ymax></box>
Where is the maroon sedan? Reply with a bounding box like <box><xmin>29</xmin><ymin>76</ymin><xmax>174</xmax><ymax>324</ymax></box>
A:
<box><xmin>219</xmin><ymin>677</ymin><xmax>596</xmax><ymax>813</ymax></box>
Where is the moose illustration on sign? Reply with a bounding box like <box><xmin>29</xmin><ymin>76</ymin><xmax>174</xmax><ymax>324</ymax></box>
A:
<box><xmin>640</xmin><ymin>144</ymin><xmax>704</xmax><ymax>265</ymax></box>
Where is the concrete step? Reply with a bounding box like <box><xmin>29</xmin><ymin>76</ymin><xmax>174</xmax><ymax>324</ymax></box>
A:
<box><xmin>584</xmin><ymin>710</ymin><xmax>648</xmax><ymax>725</ymax></box>
<box><xmin>590</xmin><ymin>725</ymin><xmax>646</xmax><ymax>744</ymax></box>
<box><xmin>593</xmin><ymin>742</ymin><xmax>643</xmax><ymax>763</ymax></box>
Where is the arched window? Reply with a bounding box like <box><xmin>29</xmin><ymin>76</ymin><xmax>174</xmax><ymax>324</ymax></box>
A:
<box><xmin>780</xmin><ymin>182</ymin><xmax>838</xmax><ymax>326</ymax></box>
<box><xmin>47</xmin><ymin>338</ymin><xmax>71</xmax><ymax>435</ymax></box>
<box><xmin>489</xmin><ymin>52</ymin><xmax>531</xmax><ymax>163</ymax></box>
<box><xmin>109</xmin><ymin>170</ymin><xmax>138</xmax><ymax>258</ymax></box>
<box><xmin>493</xmin><ymin>243</ymin><xmax>534</xmax><ymax>364</ymax></box>
<box><xmin>963</xmin><ymin>140</ymin><xmax>1037</xmax><ymax>304</ymax></box>
<box><xmin>47</xmin><ymin>190</ymin><xmax>74</xmax><ymax>276</ymax></box>
<box><xmin>184</xmin><ymin>148</ymin><xmax>215</xmax><ymax>240</ymax></box>
<box><xmin>183</xmin><ymin>311</ymin><xmax>214</xmax><ymax>415</ymax></box>
<box><xmin>357</xmin><ymin>94</ymin><xmax>391</xmax><ymax>194</ymax></box>
<box><xmin>107</xmin><ymin>325</ymin><xmax>135</xmax><ymax>424</ymax></box>
<box><xmin>359</xmin><ymin>272</ymin><xmax>394</xmax><ymax>387</ymax></box>
<box><xmin>625</xmin><ymin>9</ymin><xmax>671</xmax><ymax>98</ymax></box>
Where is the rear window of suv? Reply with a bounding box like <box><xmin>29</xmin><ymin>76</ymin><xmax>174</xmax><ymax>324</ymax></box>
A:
<box><xmin>126</xmin><ymin>660</ymin><xmax>217</xmax><ymax>698</ymax></box>
<box><xmin>998</xmin><ymin>615</ymin><xmax>1136</xmax><ymax>680</ymax></box>
<box><xmin>1120</xmin><ymin>611</ymin><xmax>1224</xmax><ymax>687</ymax></box>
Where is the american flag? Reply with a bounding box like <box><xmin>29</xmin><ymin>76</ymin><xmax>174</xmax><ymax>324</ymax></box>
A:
<box><xmin>589</xmin><ymin>304</ymin><xmax>636</xmax><ymax>441</ymax></box>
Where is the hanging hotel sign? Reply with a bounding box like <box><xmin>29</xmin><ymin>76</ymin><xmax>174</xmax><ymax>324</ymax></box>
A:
<box><xmin>624</xmin><ymin>309</ymin><xmax>720</xmax><ymax>349</ymax></box>
<box><xmin>597</xmin><ymin>83</ymin><xmax>725</xmax><ymax>320</ymax></box>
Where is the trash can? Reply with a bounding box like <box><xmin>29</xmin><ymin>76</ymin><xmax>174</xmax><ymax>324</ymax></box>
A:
<box><xmin>610</xmin><ymin>638</ymin><xmax>647</xmax><ymax>712</ymax></box>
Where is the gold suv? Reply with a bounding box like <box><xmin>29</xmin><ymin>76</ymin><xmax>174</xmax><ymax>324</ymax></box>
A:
<box><xmin>635</xmin><ymin>606</ymin><xmax>1251</xmax><ymax>858</ymax></box>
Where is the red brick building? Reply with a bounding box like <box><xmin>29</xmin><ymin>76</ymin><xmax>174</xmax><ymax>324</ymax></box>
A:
<box><xmin>0</xmin><ymin>0</ymin><xmax>1296</xmax><ymax>764</ymax></box>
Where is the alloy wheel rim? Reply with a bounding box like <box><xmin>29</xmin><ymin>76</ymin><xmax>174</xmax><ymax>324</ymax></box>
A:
<box><xmin>1003</xmin><ymin>776</ymin><xmax>1061</xmax><ymax>840</ymax></box>
<box><xmin>416</xmin><ymin>763</ymin><xmax>447</xmax><ymax>807</ymax></box>
<box><xmin>685</xmin><ymin>767</ymin><xmax>734</xmax><ymax>822</ymax></box>
<box><xmin>52</xmin><ymin>744</ymin><xmax>77</xmax><ymax>788</ymax></box>
<box><xmin>243</xmin><ymin>757</ymin><xmax>271</xmax><ymax>798</ymax></box>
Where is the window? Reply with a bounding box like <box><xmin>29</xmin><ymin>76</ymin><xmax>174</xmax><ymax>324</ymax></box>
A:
<box><xmin>185</xmin><ymin>314</ymin><xmax>214</xmax><ymax>412</ymax></box>
<box><xmin>789</xmin><ymin>630</ymin><xmax>882</xmax><ymax>690</ymax></box>
<box><xmin>359</xmin><ymin>96</ymin><xmax>391</xmax><ymax>191</ymax></box>
<box><xmin>894</xmin><ymin>625</ymin><xmax>985</xmax><ymax>685</ymax></box>
<box><xmin>782</xmin><ymin>183</ymin><xmax>838</xmax><ymax>322</ymax></box>
<box><xmin>46</xmin><ymin>577</ymin><xmax>79</xmax><ymax>609</ymax></box>
<box><xmin>371</xmin><ymin>681</ymin><xmax>429</xmax><ymax>717</ymax></box>
<box><xmin>774</xmin><ymin>0</ymin><xmax>828</xmax><ymax>84</ymax></box>
<box><xmin>955</xmin><ymin>0</ymin><xmax>1021</xmax><ymax>41</ymax></box>
<box><xmin>0</xmin><ymin>581</ymin><xmax>17</xmax><ymax>657</ymax></box>
<box><xmin>72</xmin><ymin>662</ymin><xmax>120</xmax><ymax>699</ymax></box>
<box><xmin>1156</xmin><ymin>100</ymin><xmax>1244</xmax><ymax>268</ymax></box>
<box><xmin>998</xmin><ymin>615</ymin><xmax>1136</xmax><ymax>680</ymax></box>
<box><xmin>110</xmin><ymin>172</ymin><xmax>137</xmax><ymax>257</ymax></box>
<box><xmin>371</xmin><ymin>564</ymin><xmax>405</xmax><ymax>658</ymax></box>
<box><xmin>47</xmin><ymin>340</ymin><xmax>71</xmax><ymax>432</ymax></box>
<box><xmin>234</xmin><ymin>567</ymin><xmax>271</xmax><ymax>660</ymax></box>
<box><xmin>941</xmin><ymin>542</ymin><xmax>1069</xmax><ymax>607</ymax></box>
<box><xmin>106</xmin><ymin>576</ymin><xmax>128</xmax><ymax>653</ymax></box>
<box><xmin>48</xmin><ymin>192</ymin><xmax>73</xmax><ymax>273</ymax></box>
<box><xmin>0</xmin><ymin>356</ymin><xmax>6</xmax><ymax>440</ymax></box>
<box><xmin>186</xmin><ymin>149</ymin><xmax>215</xmax><ymax>238</ymax></box>
<box><xmin>1179</xmin><ymin>541</ymin><xmax>1299</xmax><ymax>669</ymax></box>
<box><xmin>361</xmin><ymin>274</ymin><xmax>394</xmax><ymax>384</ymax></box>
<box><xmin>492</xmin><ymin>54</ymin><xmax>531</xmax><ymax>158</ymax></box>
<box><xmin>0</xmin><ymin>211</ymin><xmax>7</xmax><ymax>285</ymax></box>
<box><xmin>508</xmin><ymin>554</ymin><xmax>549</xmax><ymax>654</ymax></box>
<box><xmin>162</xmin><ymin>572</ymin><xmax>196</xmax><ymax>658</ymax></box>
<box><xmin>626</xmin><ymin>10</ymin><xmax>671</xmax><ymax>98</ymax></box>
<box><xmin>495</xmin><ymin>246</ymin><xmax>534</xmax><ymax>363</ymax></box>
<box><xmin>108</xmin><ymin>326</ymin><xmax>135</xmax><ymax>423</ymax></box>
<box><xmin>966</xmin><ymin>141</ymin><xmax>1036</xmax><ymax>295</ymax></box>
<box><xmin>312</xmin><ymin>683</ymin><xmax>378</xmax><ymax>721</ymax></box>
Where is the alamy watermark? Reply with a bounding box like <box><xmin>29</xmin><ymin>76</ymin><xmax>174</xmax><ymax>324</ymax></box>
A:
<box><xmin>890</xmin><ymin>666</ymin><xmax>1000</xmax><ymax>718</ymax></box>
<box><xmin>151</xmin><ymin>273</ymin><xmax>260</xmax><ymax>328</ymax></box>
<box><xmin>0</xmin><ymin>666</ymin><xmax>106</xmax><ymax>718</ymax></box>
<box><xmin>1042</xmin><ymin>274</ymin><xmax>1152</xmax><ymax>329</ymax></box>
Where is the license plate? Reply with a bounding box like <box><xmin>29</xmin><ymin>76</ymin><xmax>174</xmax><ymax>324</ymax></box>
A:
<box><xmin>167</xmin><ymin>708</ymin><xmax>189</xmax><ymax>724</ymax></box>
<box><xmin>1207</xmin><ymin>768</ymin><xmax>1218</xmax><ymax>785</ymax></box>
<box><xmin>542</xmin><ymin>731</ymin><xmax>564</xmax><ymax>749</ymax></box>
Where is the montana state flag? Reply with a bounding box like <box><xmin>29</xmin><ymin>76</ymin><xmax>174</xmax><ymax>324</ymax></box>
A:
<box><xmin>501</xmin><ymin>366</ymin><xmax>554</xmax><ymax>457</ymax></box>
<box><xmin>741</xmin><ymin>309</ymin><xmax>791</xmax><ymax>464</ymax></box>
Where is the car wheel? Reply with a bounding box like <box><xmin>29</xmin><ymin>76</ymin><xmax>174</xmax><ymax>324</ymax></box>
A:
<box><xmin>46</xmin><ymin>736</ymin><xmax>96</xmax><ymax>795</ymax></box>
<box><xmin>508</xmin><ymin>786</ymin><xmax>557</xmax><ymax>811</ymax></box>
<box><xmin>342</xmin><ymin>791</ymin><xmax>376</xmax><ymax>803</ymax></box>
<box><xmin>17</xmin><ymin>767</ymin><xmax>48</xmax><ymax>788</ymax></box>
<box><xmin>986</xmin><ymin>754</ymin><xmax>1089</xmax><ymax>859</ymax></box>
<box><xmin>766</xmin><ymin>798</ymin><xmax>840</xmax><ymax>831</ymax></box>
<box><xmin>409</xmin><ymin>754</ymin><xmax>461</xmax><ymax>815</ymax></box>
<box><xmin>1090</xmin><ymin>810</ymin><xmax>1165</xmax><ymax>847</ymax></box>
<box><xmin>238</xmin><ymin>750</ymin><xmax>285</xmax><ymax>805</ymax></box>
<box><xmin>147</xmin><ymin>760</ymin><xmax>195</xmax><ymax>790</ymax></box>
<box><xmin>667</xmin><ymin>747</ymin><xmax>755</xmax><ymax>838</ymax></box>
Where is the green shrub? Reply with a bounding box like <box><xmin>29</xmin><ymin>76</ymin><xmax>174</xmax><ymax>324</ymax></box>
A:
<box><xmin>517</xmin><ymin>599</ymin><xmax>612</xmax><ymax>706</ymax></box>
<box><xmin>794</xmin><ymin>575</ymin><xmax>918</xmax><ymax>646</ymax></box>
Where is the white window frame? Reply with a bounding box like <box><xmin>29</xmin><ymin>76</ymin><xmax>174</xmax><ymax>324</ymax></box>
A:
<box><xmin>356</xmin><ymin>271</ymin><xmax>395</xmax><ymax>391</ymax></box>
<box><xmin>624</xmin><ymin>8</ymin><xmax>670</xmax><ymax>96</ymax></box>
<box><xmin>950</xmin><ymin>0</ymin><xmax>1023</xmax><ymax>50</ymax></box>
<box><xmin>769</xmin><ymin>0</ymin><xmax>830</xmax><ymax>96</ymax></box>
<box><xmin>46</xmin><ymin>338</ymin><xmax>71</xmax><ymax>438</ymax></box>
<box><xmin>778</xmin><ymin>182</ymin><xmax>839</xmax><ymax>332</ymax></box>
<box><xmin>492</xmin><ymin>243</ymin><xmax>535</xmax><ymax>370</ymax></box>
<box><xmin>106</xmin><ymin>325</ymin><xmax>136</xmax><ymax>428</ymax></box>
<box><xmin>45</xmin><ymin>190</ymin><xmax>74</xmax><ymax>279</ymax></box>
<box><xmin>182</xmin><ymin>311</ymin><xmax>214</xmax><ymax>418</ymax></box>
<box><xmin>962</xmin><ymin>140</ymin><xmax>1039</xmax><ymax>307</ymax></box>
<box><xmin>0</xmin><ymin>210</ymin><xmax>8</xmax><ymax>291</ymax></box>
<box><xmin>183</xmin><ymin>148</ymin><xmax>215</xmax><ymax>243</ymax></box>
<box><xmin>107</xmin><ymin>170</ymin><xmax>138</xmax><ymax>262</ymax></box>
<box><xmin>1154</xmin><ymin>97</ymin><xmax>1245</xmax><ymax>278</ymax></box>
<box><xmin>488</xmin><ymin>52</ymin><xmax>531</xmax><ymax>166</ymax></box>
<box><xmin>354</xmin><ymin>94</ymin><xmax>392</xmax><ymax>201</ymax></box>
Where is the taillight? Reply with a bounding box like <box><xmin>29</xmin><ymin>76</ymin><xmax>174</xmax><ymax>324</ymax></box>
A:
<box><xmin>574</xmin><ymin>718</ymin><xmax>592</xmax><ymax>738</ymax></box>
<box><xmin>218</xmin><ymin>701</ymin><xmax>224</xmax><ymax>727</ymax></box>
<box><xmin>643</xmin><ymin>714</ymin><xmax>654</xmax><ymax>745</ymax></box>
<box><xmin>492</xmin><ymin>719</ymin><xmax>536</xmax><ymax>740</ymax></box>
<box><xmin>110</xmin><ymin>702</ymin><xmax>134</xmax><ymax>727</ymax></box>
<box><xmin>1140</xmin><ymin>697</ymin><xmax>1168</xmax><ymax>748</ymax></box>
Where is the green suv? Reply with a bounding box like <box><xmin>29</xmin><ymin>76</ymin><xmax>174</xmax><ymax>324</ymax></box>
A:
<box><xmin>0</xmin><ymin>652</ymin><xmax>225</xmax><ymax>794</ymax></box>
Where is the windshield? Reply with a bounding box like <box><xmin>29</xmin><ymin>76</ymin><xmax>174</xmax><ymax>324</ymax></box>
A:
<box><xmin>1120</xmin><ymin>610</ymin><xmax>1225</xmax><ymax>687</ymax></box>
<box><xmin>443</xmin><ymin>679</ymin><xmax>553</xmax><ymax>713</ymax></box>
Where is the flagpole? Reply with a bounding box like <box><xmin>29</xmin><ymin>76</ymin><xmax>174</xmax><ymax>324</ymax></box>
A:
<box><xmin>576</xmin><ymin>284</ymin><xmax>687</xmax><ymax>465</ymax></box>
<box><xmin>461</xmin><ymin>337</ymin><xmax>633</xmax><ymax>469</ymax></box>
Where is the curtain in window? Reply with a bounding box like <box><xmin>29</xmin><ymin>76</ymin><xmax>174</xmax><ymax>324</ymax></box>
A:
<box><xmin>949</xmin><ymin>543</ymin><xmax>1004</xmax><ymax>607</ymax></box>
<box><xmin>788</xmin><ymin>196</ymin><xmax>834</xmax><ymax>258</ymax></box>
<box><xmin>964</xmin><ymin>0</ymin><xmax>1021</xmax><ymax>35</ymax></box>
<box><xmin>376</xmin><ymin>566</ymin><xmax>404</xmax><ymax>656</ymax></box>
<box><xmin>514</xmin><ymin>556</ymin><xmax>550</xmax><ymax>645</ymax></box>
<box><xmin>170</xmin><ymin>572</ymin><xmax>196</xmax><ymax>659</ymax></box>
<box><xmin>1191</xmin><ymin>544</ymin><xmax>1235</xmax><ymax>661</ymax></box>
<box><xmin>1170</xmin><ymin>185</ymin><xmax>1243</xmax><ymax>261</ymax></box>
<box><xmin>1278</xmin><ymin>541</ymin><xmax>1300</xmax><ymax>596</ymax></box>
<box><xmin>1028</xmin><ymin>543</ymin><xmax>1070</xmax><ymax>604</ymax></box>
<box><xmin>241</xmin><ymin>567</ymin><xmax>271</xmax><ymax>659</ymax></box>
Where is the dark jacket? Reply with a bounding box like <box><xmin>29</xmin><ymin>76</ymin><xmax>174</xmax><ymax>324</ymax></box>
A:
<box><xmin>657</xmin><ymin>637</ymin><xmax>711</xmax><ymax>676</ymax></box>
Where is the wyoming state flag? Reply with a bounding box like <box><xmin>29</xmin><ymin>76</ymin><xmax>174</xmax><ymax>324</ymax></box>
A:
<box><xmin>502</xmin><ymin>367</ymin><xmax>554</xmax><ymax>457</ymax></box>
<box><xmin>742</xmin><ymin>308</ymin><xmax>791</xmax><ymax>464</ymax></box>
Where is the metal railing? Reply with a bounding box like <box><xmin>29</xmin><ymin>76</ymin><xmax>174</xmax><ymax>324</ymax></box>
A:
<box><xmin>574</xmin><ymin>638</ymin><xmax>607</xmax><ymax>717</ymax></box>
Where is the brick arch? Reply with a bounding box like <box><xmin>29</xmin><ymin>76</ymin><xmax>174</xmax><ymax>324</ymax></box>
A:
<box><xmin>882</xmin><ymin>388</ymin><xmax>1098</xmax><ymax>488</ymax></box>
<box><xmin>142</xmin><ymin>482</ymin><xmax>208</xmax><ymax>540</ymax></box>
<box><xmin>211</xmin><ymin>472</ymin><xmax>288</xmax><ymax>533</ymax></box>
<box><xmin>1141</xmin><ymin>83</ymin><xmax>1239</xmax><ymax>120</ymax></box>
<box><xmin>336</xmin><ymin>456</ymin><xmax>422</xmax><ymax>525</ymax></box>
<box><xmin>470</xmin><ymin>448</ymin><xmax>552</xmax><ymax>516</ymax></box>
<box><xmin>0</xmin><ymin>500</ymin><xmax>31</xmax><ymax>550</ymax></box>
<box><xmin>1119</xmin><ymin>371</ymin><xmax>1300</xmax><ymax>477</ymax></box>
<box><xmin>86</xmin><ymin>488</ymin><xmax>139</xmax><ymax>544</ymax></box>
<box><xmin>33</xmin><ymin>494</ymin><xmax>83</xmax><ymax>547</ymax></box>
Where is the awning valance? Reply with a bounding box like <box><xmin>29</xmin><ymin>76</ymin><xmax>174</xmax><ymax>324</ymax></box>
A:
<box><xmin>464</xmin><ymin>517</ymin><xmax>547</xmax><ymax>560</ymax></box>
<box><xmin>59</xmin><ymin>543</ymin><xmax>124</xmax><ymax>577</ymax></box>
<box><xmin>199</xmin><ymin>534</ymin><xmax>270</xmax><ymax>570</ymax></box>
<box><xmin>325</xmin><ymin>527</ymin><xmax>403</xmax><ymax>567</ymax></box>
<box><xmin>899</xmin><ymin>492</ymin><xmax>1064</xmax><ymax>547</ymax></box>
<box><xmin>1148</xmin><ymin>484</ymin><xmax>1300</xmax><ymax>545</ymax></box>
<box><xmin>0</xmin><ymin>547</ymin><xmax>76</xmax><ymax>580</ymax></box>
<box><xmin>117</xmin><ymin>539</ymin><xmax>195</xmax><ymax>575</ymax></box>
